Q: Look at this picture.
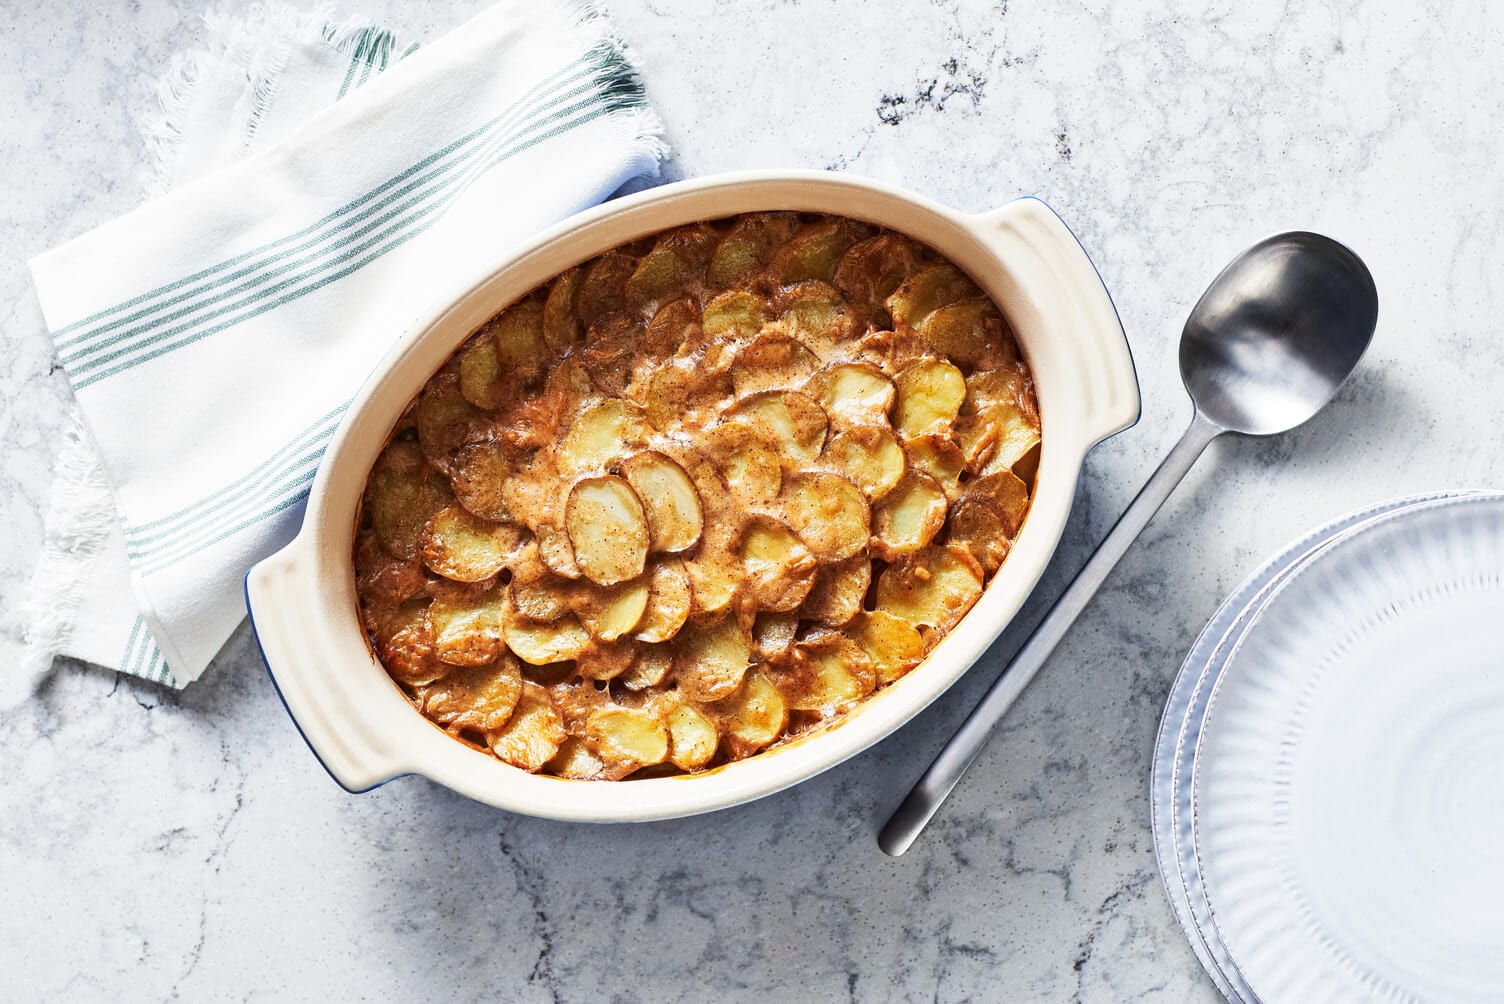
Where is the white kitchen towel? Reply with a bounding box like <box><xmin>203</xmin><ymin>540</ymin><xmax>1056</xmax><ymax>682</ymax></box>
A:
<box><xmin>20</xmin><ymin>0</ymin><xmax>666</xmax><ymax>691</ymax></box>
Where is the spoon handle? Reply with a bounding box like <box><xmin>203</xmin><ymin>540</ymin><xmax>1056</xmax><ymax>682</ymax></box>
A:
<box><xmin>878</xmin><ymin>411</ymin><xmax>1224</xmax><ymax>856</ymax></box>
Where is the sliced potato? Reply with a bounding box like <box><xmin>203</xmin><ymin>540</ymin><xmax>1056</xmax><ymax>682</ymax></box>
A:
<box><xmin>779</xmin><ymin>471</ymin><xmax>870</xmax><ymax>561</ymax></box>
<box><xmin>587</xmin><ymin>706</ymin><xmax>669</xmax><ymax>776</ymax></box>
<box><xmin>535</xmin><ymin>522</ymin><xmax>582</xmax><ymax>579</ymax></box>
<box><xmin>777</xmin><ymin>281</ymin><xmax>853</xmax><ymax>353</ymax></box>
<box><xmin>447</xmin><ymin>441</ymin><xmax>513</xmax><ymax>522</ymax></box>
<box><xmin>490</xmin><ymin>681</ymin><xmax>566</xmax><ymax>771</ymax></box>
<box><xmin>427</xmin><ymin>585</ymin><xmax>505</xmax><ymax>667</ymax></box>
<box><xmin>904</xmin><ymin>435</ymin><xmax>966</xmax><ymax>497</ymax></box>
<box><xmin>709</xmin><ymin>212</ymin><xmax>801</xmax><ymax>287</ymax></box>
<box><xmin>542</xmin><ymin>266</ymin><xmax>584</xmax><ymax>353</ymax></box>
<box><xmin>702</xmin><ymin>289</ymin><xmax>773</xmax><ymax>342</ymax></box>
<box><xmin>642</xmin><ymin>296</ymin><xmax>701</xmax><ymax>359</ymax></box>
<box><xmin>768</xmin><ymin>219</ymin><xmax>860</xmax><ymax>284</ymax></box>
<box><xmin>725</xmin><ymin>390</ymin><xmax>828</xmax><ymax>465</ymax></box>
<box><xmin>875</xmin><ymin>545</ymin><xmax>984</xmax><ymax>630</ymax></box>
<box><xmin>894</xmin><ymin>358</ymin><xmax>966</xmax><ymax>439</ymax></box>
<box><xmin>665</xmin><ymin>703</ymin><xmax>719</xmax><ymax>770</ymax></box>
<box><xmin>558</xmin><ymin>398</ymin><xmax>645</xmax><ymax>477</ymax></box>
<box><xmin>355</xmin><ymin>537</ymin><xmax>427</xmax><ymax>608</ymax></box>
<box><xmin>919</xmin><ymin>296</ymin><xmax>1008</xmax><ymax>370</ymax></box>
<box><xmin>947</xmin><ymin>496</ymin><xmax>1011</xmax><ymax>574</ymax></box>
<box><xmin>619</xmin><ymin>643</ymin><xmax>673</xmax><ymax>690</ymax></box>
<box><xmin>801</xmin><ymin>554</ymin><xmax>871</xmax><ymax>627</ymax></box>
<box><xmin>710</xmin><ymin>670</ymin><xmax>788</xmax><ymax>758</ymax></box>
<box><xmin>420</xmin><ymin>657</ymin><xmax>524</xmax><ymax>732</ymax></box>
<box><xmin>777</xmin><ymin>634</ymin><xmax>876</xmax><ymax>713</ymax></box>
<box><xmin>574</xmin><ymin>250</ymin><xmax>637</xmax><ymax>326</ymax></box>
<box><xmin>885</xmin><ymin>262</ymin><xmax>978</xmax><ymax>330</ymax></box>
<box><xmin>976</xmin><ymin>405</ymin><xmax>1043</xmax><ymax>477</ymax></box>
<box><xmin>635</xmin><ymin>559</ymin><xmax>692</xmax><ymax>643</ymax></box>
<box><xmin>682</xmin><ymin>536</ymin><xmax>742</xmax><ymax>619</ymax></box>
<box><xmin>703</xmin><ymin>422</ymin><xmax>781</xmax><ymax>503</ymax></box>
<box><xmin>570</xmin><ymin>577</ymin><xmax>649</xmax><ymax>641</ymax></box>
<box><xmin>490</xmin><ymin>298</ymin><xmax>549</xmax><ymax>384</ymax></box>
<box><xmin>419</xmin><ymin>505</ymin><xmax>526</xmax><ymax>582</ymax></box>
<box><xmin>848</xmin><ymin>610</ymin><xmax>925</xmax><ymax>685</ymax></box>
<box><xmin>416</xmin><ymin>372</ymin><xmax>486</xmax><ymax>460</ymax></box>
<box><xmin>504</xmin><ymin>608</ymin><xmax>591</xmax><ymax>665</ymax></box>
<box><xmin>674</xmin><ymin>615</ymin><xmax>753</xmax><ymax>702</ymax></box>
<box><xmin>752</xmin><ymin>610</ymin><xmax>800</xmax><ymax>662</ymax></box>
<box><xmin>834</xmin><ymin>233</ymin><xmax>925</xmax><ymax>315</ymax></box>
<box><xmin>872</xmin><ymin>470</ymin><xmax>949</xmax><ymax>557</ymax></box>
<box><xmin>547</xmin><ymin>737</ymin><xmax>606</xmax><ymax>779</ymax></box>
<box><xmin>967</xmin><ymin>469</ymin><xmax>1031</xmax><ymax>535</ymax></box>
<box><xmin>625</xmin><ymin>224</ymin><xmax>718</xmax><ymax>311</ymax></box>
<box><xmin>368</xmin><ymin>441</ymin><xmax>451</xmax><ymax>559</ymax></box>
<box><xmin>809</xmin><ymin>361</ymin><xmax>895</xmax><ymax>424</ymax></box>
<box><xmin>730</xmin><ymin>332</ymin><xmax>821</xmax><ymax>397</ymax></box>
<box><xmin>373</xmin><ymin>599</ymin><xmax>445</xmax><ymax>685</ymax></box>
<box><xmin>964</xmin><ymin>366</ymin><xmax>1032</xmax><ymax>413</ymax></box>
<box><xmin>620</xmin><ymin>452</ymin><xmax>703</xmax><ymax>553</ymax></box>
<box><xmin>574</xmin><ymin>639</ymin><xmax>639</xmax><ymax>681</ymax></box>
<box><xmin>458</xmin><ymin>336</ymin><xmax>504</xmax><ymax>409</ymax></box>
<box><xmin>740</xmin><ymin>516</ymin><xmax>819</xmax><ymax>612</ymax></box>
<box><xmin>580</xmin><ymin>312</ymin><xmax>641</xmax><ymax>397</ymax></box>
<box><xmin>565</xmin><ymin>476</ymin><xmax>649</xmax><ymax>586</ymax></box>
<box><xmin>823</xmin><ymin>426</ymin><xmax>905</xmax><ymax>500</ymax></box>
<box><xmin>508</xmin><ymin>563</ymin><xmax>574</xmax><ymax>621</ymax></box>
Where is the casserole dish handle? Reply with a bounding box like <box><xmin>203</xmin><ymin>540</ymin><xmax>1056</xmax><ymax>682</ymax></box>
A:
<box><xmin>971</xmin><ymin>197</ymin><xmax>1140</xmax><ymax>444</ymax></box>
<box><xmin>246</xmin><ymin>539</ymin><xmax>406</xmax><ymax>793</ymax></box>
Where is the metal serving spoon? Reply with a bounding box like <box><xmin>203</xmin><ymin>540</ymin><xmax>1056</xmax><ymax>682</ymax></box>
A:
<box><xmin>878</xmin><ymin>232</ymin><xmax>1378</xmax><ymax>856</ymax></box>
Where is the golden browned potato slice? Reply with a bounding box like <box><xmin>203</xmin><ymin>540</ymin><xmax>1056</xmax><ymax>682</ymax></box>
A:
<box><xmin>580</xmin><ymin>312</ymin><xmax>641</xmax><ymax>397</ymax></box>
<box><xmin>417</xmin><ymin>372</ymin><xmax>486</xmax><ymax>460</ymax></box>
<box><xmin>565</xmin><ymin>476</ymin><xmax>649</xmax><ymax>586</ymax></box>
<box><xmin>427</xmin><ymin>584</ymin><xmax>505</xmax><ymax>667</ymax></box>
<box><xmin>419</xmin><ymin>505</ymin><xmax>527</xmax><ymax>582</ymax></box>
<box><xmin>904</xmin><ymin>435</ymin><xmax>966</xmax><ymax>498</ymax></box>
<box><xmin>834</xmin><ymin>233</ymin><xmax>925</xmax><ymax>315</ymax></box>
<box><xmin>490</xmin><ymin>680</ymin><xmax>566</xmax><ymax>771</ymax></box>
<box><xmin>574</xmin><ymin>639</ymin><xmax>640</xmax><ymax>681</ymax></box>
<box><xmin>780</xmin><ymin>471</ymin><xmax>870</xmax><ymax>561</ymax></box>
<box><xmin>730</xmin><ymin>332</ymin><xmax>821</xmax><ymax>397</ymax></box>
<box><xmin>558</xmin><ymin>398</ymin><xmax>646</xmax><ymax>476</ymax></box>
<box><xmin>624</xmin><ymin>223</ymin><xmax>719</xmax><ymax>312</ymax></box>
<box><xmin>701</xmin><ymin>289</ymin><xmax>773</xmax><ymax>342</ymax></box>
<box><xmin>420</xmin><ymin>657</ymin><xmax>524</xmax><ymax>732</ymax></box>
<box><xmin>503</xmin><ymin>608</ymin><xmax>591</xmax><ymax>665</ymax></box>
<box><xmin>808</xmin><ymin>361</ymin><xmax>895</xmax><ymax>424</ymax></box>
<box><xmin>446</xmin><ymin>440</ymin><xmax>512</xmax><ymax>522</ymax></box>
<box><xmin>885</xmin><ymin>262</ymin><xmax>979</xmax><ymax>330</ymax></box>
<box><xmin>963</xmin><ymin>366</ymin><xmax>1030</xmax><ymax>412</ymax></box>
<box><xmin>587</xmin><ymin>706</ymin><xmax>670</xmax><ymax>776</ymax></box>
<box><xmin>777</xmin><ymin>633</ymin><xmax>876</xmax><ymax>713</ymax></box>
<box><xmin>710</xmin><ymin>670</ymin><xmax>788</xmax><ymax>758</ymax></box>
<box><xmin>823</xmin><ymin>426</ymin><xmax>906</xmax><ymax>500</ymax></box>
<box><xmin>535</xmin><ymin>522</ymin><xmax>583</xmax><ymax>580</ymax></box>
<box><xmin>619</xmin><ymin>643</ymin><xmax>673</xmax><ymax>690</ymax></box>
<box><xmin>547</xmin><ymin>737</ymin><xmax>606</xmax><ymax>779</ymax></box>
<box><xmin>725</xmin><ymin>390</ymin><xmax>828</xmax><ymax>465</ymax></box>
<box><xmin>508</xmin><ymin>561</ymin><xmax>574</xmax><ymax>621</ymax></box>
<box><xmin>847</xmin><ymin>610</ymin><xmax>925</xmax><ymax>685</ymax></box>
<box><xmin>768</xmin><ymin>219</ymin><xmax>861</xmax><ymax>284</ymax></box>
<box><xmin>894</xmin><ymin>358</ymin><xmax>966</xmax><ymax>440</ymax></box>
<box><xmin>569</xmin><ymin>577</ymin><xmax>650</xmax><ymax>641</ymax></box>
<box><xmin>368</xmin><ymin>441</ymin><xmax>452</xmax><ymax>559</ymax></box>
<box><xmin>872</xmin><ymin>470</ymin><xmax>949</xmax><ymax>557</ymax></box>
<box><xmin>966</xmin><ymin>468</ymin><xmax>1031</xmax><ymax>534</ymax></box>
<box><xmin>641</xmin><ymin>296</ymin><xmax>701</xmax><ymax>359</ymax></box>
<box><xmin>919</xmin><ymin>296</ymin><xmax>1008</xmax><ymax>370</ymax></box>
<box><xmin>620</xmin><ymin>451</ymin><xmax>703</xmax><ymax>553</ymax></box>
<box><xmin>703</xmin><ymin>422</ymin><xmax>782</xmax><ymax>504</ymax></box>
<box><xmin>635</xmin><ymin>559</ymin><xmax>692</xmax><ymax>643</ymax></box>
<box><xmin>708</xmin><ymin>212</ymin><xmax>801</xmax><ymax>287</ymax></box>
<box><xmin>489</xmin><ymin>298</ymin><xmax>549</xmax><ymax>384</ymax></box>
<box><xmin>801</xmin><ymin>553</ymin><xmax>871</xmax><ymax>627</ymax></box>
<box><xmin>752</xmin><ymin>610</ymin><xmax>800</xmax><ymax>662</ymax></box>
<box><xmin>777</xmin><ymin>281</ymin><xmax>853</xmax><ymax>354</ymax></box>
<box><xmin>665</xmin><ymin>702</ymin><xmax>719</xmax><ymax>770</ymax></box>
<box><xmin>740</xmin><ymin>516</ymin><xmax>819</xmax><ymax>612</ymax></box>
<box><xmin>683</xmin><ymin>534</ymin><xmax>742</xmax><ymax>620</ymax></box>
<box><xmin>875</xmin><ymin>545</ymin><xmax>984</xmax><ymax>631</ymax></box>
<box><xmin>574</xmin><ymin>250</ymin><xmax>637</xmax><ymax>327</ymax></box>
<box><xmin>977</xmin><ymin>406</ymin><xmax>1043</xmax><ymax>477</ymax></box>
<box><xmin>947</xmin><ymin>496</ymin><xmax>1011</xmax><ymax>574</ymax></box>
<box><xmin>674</xmin><ymin>615</ymin><xmax>753</xmax><ymax>702</ymax></box>
<box><xmin>458</xmin><ymin>336</ymin><xmax>504</xmax><ymax>409</ymax></box>
<box><xmin>355</xmin><ymin>536</ymin><xmax>427</xmax><ymax>609</ymax></box>
<box><xmin>373</xmin><ymin>599</ymin><xmax>446</xmax><ymax>685</ymax></box>
<box><xmin>542</xmin><ymin>266</ymin><xmax>584</xmax><ymax>354</ymax></box>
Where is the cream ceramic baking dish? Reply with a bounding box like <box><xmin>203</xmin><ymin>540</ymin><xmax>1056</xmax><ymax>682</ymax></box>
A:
<box><xmin>245</xmin><ymin>170</ymin><xmax>1139</xmax><ymax>821</ymax></box>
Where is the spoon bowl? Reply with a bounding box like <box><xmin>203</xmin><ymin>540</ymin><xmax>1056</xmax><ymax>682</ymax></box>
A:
<box><xmin>1180</xmin><ymin>232</ymin><xmax>1378</xmax><ymax>435</ymax></box>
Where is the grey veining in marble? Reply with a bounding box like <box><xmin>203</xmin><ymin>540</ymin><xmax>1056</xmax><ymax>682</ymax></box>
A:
<box><xmin>4</xmin><ymin>0</ymin><xmax>1501</xmax><ymax>999</ymax></box>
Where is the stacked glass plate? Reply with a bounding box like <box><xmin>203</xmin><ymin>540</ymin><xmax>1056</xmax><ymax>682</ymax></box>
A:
<box><xmin>1152</xmin><ymin>492</ymin><xmax>1504</xmax><ymax>1002</ymax></box>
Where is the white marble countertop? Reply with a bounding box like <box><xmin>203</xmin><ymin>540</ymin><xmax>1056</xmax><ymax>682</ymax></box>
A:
<box><xmin>3</xmin><ymin>1</ymin><xmax>1497</xmax><ymax>999</ymax></box>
